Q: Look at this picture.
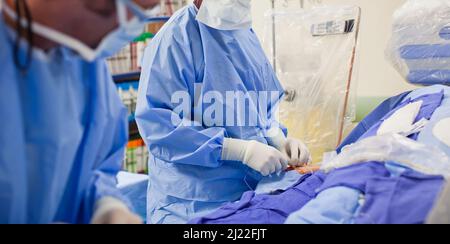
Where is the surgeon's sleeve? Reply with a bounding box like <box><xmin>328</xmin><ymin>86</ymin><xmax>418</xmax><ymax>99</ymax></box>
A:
<box><xmin>80</xmin><ymin>64</ymin><xmax>132</xmax><ymax>224</ymax></box>
<box><xmin>135</xmin><ymin>28</ymin><xmax>226</xmax><ymax>169</ymax></box>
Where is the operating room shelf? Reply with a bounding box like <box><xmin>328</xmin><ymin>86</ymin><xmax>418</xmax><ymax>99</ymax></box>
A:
<box><xmin>113</xmin><ymin>71</ymin><xmax>141</xmax><ymax>84</ymax></box>
<box><xmin>129</xmin><ymin>120</ymin><xmax>141</xmax><ymax>141</ymax></box>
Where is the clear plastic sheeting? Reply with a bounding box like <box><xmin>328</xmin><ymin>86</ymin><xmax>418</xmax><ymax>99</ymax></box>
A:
<box><xmin>387</xmin><ymin>0</ymin><xmax>450</xmax><ymax>85</ymax></box>
<box><xmin>321</xmin><ymin>133</ymin><xmax>450</xmax><ymax>178</ymax></box>
<box><xmin>262</xmin><ymin>6</ymin><xmax>361</xmax><ymax>163</ymax></box>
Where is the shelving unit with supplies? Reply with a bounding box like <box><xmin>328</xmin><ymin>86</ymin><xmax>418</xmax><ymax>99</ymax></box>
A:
<box><xmin>111</xmin><ymin>0</ymin><xmax>188</xmax><ymax>174</ymax></box>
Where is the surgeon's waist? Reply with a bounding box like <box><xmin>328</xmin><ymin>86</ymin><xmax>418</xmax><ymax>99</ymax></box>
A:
<box><xmin>148</xmin><ymin>176</ymin><xmax>252</xmax><ymax>202</ymax></box>
<box><xmin>148</xmin><ymin>161</ymin><xmax>257</xmax><ymax>201</ymax></box>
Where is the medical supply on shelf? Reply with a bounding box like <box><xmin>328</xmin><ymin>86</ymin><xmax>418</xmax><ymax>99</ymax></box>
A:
<box><xmin>107</xmin><ymin>32</ymin><xmax>154</xmax><ymax>75</ymax></box>
<box><xmin>124</xmin><ymin>139</ymin><xmax>149</xmax><ymax>174</ymax></box>
<box><xmin>160</xmin><ymin>0</ymin><xmax>188</xmax><ymax>16</ymax></box>
<box><xmin>107</xmin><ymin>19</ymin><xmax>170</xmax><ymax>76</ymax></box>
<box><xmin>117</xmin><ymin>81</ymin><xmax>139</xmax><ymax>122</ymax></box>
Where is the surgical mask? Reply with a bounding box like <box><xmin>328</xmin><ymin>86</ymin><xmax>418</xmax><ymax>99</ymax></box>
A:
<box><xmin>196</xmin><ymin>0</ymin><xmax>252</xmax><ymax>30</ymax></box>
<box><xmin>2</xmin><ymin>0</ymin><xmax>160</xmax><ymax>62</ymax></box>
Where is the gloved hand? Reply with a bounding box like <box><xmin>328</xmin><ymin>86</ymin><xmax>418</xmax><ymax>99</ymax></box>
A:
<box><xmin>281</xmin><ymin>138</ymin><xmax>312</xmax><ymax>167</ymax></box>
<box><xmin>222</xmin><ymin>138</ymin><xmax>289</xmax><ymax>176</ymax></box>
<box><xmin>267</xmin><ymin>128</ymin><xmax>312</xmax><ymax>167</ymax></box>
<box><xmin>91</xmin><ymin>197</ymin><xmax>142</xmax><ymax>224</ymax></box>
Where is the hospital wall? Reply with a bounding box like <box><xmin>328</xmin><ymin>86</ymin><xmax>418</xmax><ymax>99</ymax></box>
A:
<box><xmin>251</xmin><ymin>0</ymin><xmax>420</xmax><ymax>104</ymax></box>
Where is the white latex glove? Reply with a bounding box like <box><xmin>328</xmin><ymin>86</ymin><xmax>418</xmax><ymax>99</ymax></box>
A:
<box><xmin>91</xmin><ymin>197</ymin><xmax>142</xmax><ymax>224</ymax></box>
<box><xmin>222</xmin><ymin>138</ymin><xmax>289</xmax><ymax>176</ymax></box>
<box><xmin>267</xmin><ymin>128</ymin><xmax>312</xmax><ymax>167</ymax></box>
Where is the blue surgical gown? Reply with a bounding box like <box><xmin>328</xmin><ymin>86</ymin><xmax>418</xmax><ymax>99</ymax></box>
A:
<box><xmin>0</xmin><ymin>17</ymin><xmax>129</xmax><ymax>224</ymax></box>
<box><xmin>136</xmin><ymin>5</ymin><xmax>285</xmax><ymax>224</ymax></box>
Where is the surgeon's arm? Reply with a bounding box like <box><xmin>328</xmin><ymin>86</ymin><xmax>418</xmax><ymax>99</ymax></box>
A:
<box><xmin>136</xmin><ymin>85</ymin><xmax>226</xmax><ymax>168</ymax></box>
<box><xmin>135</xmin><ymin>23</ymin><xmax>226</xmax><ymax>168</ymax></box>
<box><xmin>81</xmin><ymin>64</ymin><xmax>141</xmax><ymax>224</ymax></box>
<box><xmin>86</xmin><ymin>139</ymin><xmax>141</xmax><ymax>224</ymax></box>
<box><xmin>137</xmin><ymin>102</ymin><xmax>226</xmax><ymax>169</ymax></box>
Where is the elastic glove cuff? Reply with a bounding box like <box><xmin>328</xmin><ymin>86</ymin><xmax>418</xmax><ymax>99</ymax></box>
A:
<box><xmin>221</xmin><ymin>138</ymin><xmax>249</xmax><ymax>162</ymax></box>
<box><xmin>267</xmin><ymin>127</ymin><xmax>287</xmax><ymax>151</ymax></box>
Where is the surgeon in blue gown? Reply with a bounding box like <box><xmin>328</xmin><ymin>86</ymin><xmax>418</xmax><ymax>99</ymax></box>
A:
<box><xmin>136</xmin><ymin>0</ymin><xmax>312</xmax><ymax>224</ymax></box>
<box><xmin>0</xmin><ymin>0</ymin><xmax>160</xmax><ymax>224</ymax></box>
